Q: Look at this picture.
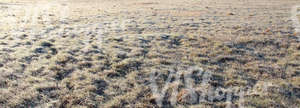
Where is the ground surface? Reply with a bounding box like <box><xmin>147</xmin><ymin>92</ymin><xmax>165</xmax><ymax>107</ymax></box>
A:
<box><xmin>1</xmin><ymin>0</ymin><xmax>300</xmax><ymax>107</ymax></box>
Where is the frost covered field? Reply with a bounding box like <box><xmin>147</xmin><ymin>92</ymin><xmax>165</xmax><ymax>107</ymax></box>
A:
<box><xmin>1</xmin><ymin>0</ymin><xmax>300</xmax><ymax>107</ymax></box>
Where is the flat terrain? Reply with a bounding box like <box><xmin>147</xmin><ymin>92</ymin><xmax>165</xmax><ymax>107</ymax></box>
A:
<box><xmin>1</xmin><ymin>0</ymin><xmax>300</xmax><ymax>107</ymax></box>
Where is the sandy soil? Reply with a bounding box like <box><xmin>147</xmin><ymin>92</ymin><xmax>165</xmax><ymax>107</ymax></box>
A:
<box><xmin>1</xmin><ymin>0</ymin><xmax>300</xmax><ymax>107</ymax></box>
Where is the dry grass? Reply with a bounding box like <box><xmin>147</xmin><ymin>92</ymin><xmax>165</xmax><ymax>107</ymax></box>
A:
<box><xmin>1</xmin><ymin>0</ymin><xmax>300</xmax><ymax>107</ymax></box>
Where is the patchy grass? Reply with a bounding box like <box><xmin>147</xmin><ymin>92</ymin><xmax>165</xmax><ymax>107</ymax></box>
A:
<box><xmin>0</xmin><ymin>0</ymin><xmax>300</xmax><ymax>107</ymax></box>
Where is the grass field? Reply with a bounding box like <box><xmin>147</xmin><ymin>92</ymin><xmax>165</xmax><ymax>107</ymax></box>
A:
<box><xmin>0</xmin><ymin>0</ymin><xmax>300</xmax><ymax>107</ymax></box>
